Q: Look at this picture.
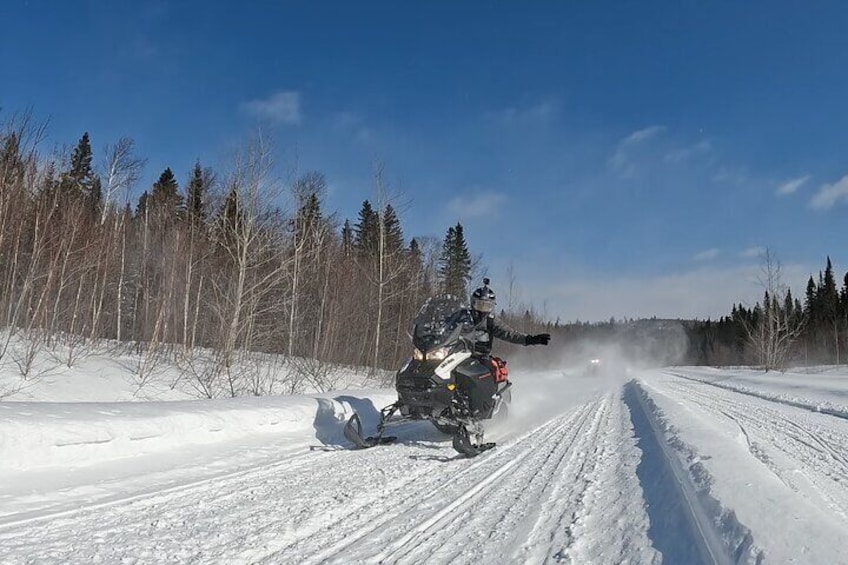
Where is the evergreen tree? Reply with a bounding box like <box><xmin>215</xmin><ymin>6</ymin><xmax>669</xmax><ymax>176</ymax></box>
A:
<box><xmin>783</xmin><ymin>288</ymin><xmax>794</xmax><ymax>321</ymax></box>
<box><xmin>841</xmin><ymin>272</ymin><xmax>848</xmax><ymax>321</ymax></box>
<box><xmin>62</xmin><ymin>132</ymin><xmax>102</xmax><ymax>213</ymax></box>
<box><xmin>382</xmin><ymin>204</ymin><xmax>404</xmax><ymax>257</ymax></box>
<box><xmin>135</xmin><ymin>190</ymin><xmax>149</xmax><ymax>219</ymax></box>
<box><xmin>409</xmin><ymin>238</ymin><xmax>423</xmax><ymax>276</ymax></box>
<box><xmin>149</xmin><ymin>167</ymin><xmax>183</xmax><ymax>219</ymax></box>
<box><xmin>216</xmin><ymin>185</ymin><xmax>243</xmax><ymax>251</ymax></box>
<box><xmin>439</xmin><ymin>222</ymin><xmax>471</xmax><ymax>297</ymax></box>
<box><xmin>185</xmin><ymin>162</ymin><xmax>209</xmax><ymax>224</ymax></box>
<box><xmin>821</xmin><ymin>257</ymin><xmax>839</xmax><ymax>322</ymax></box>
<box><xmin>0</xmin><ymin>133</ymin><xmax>25</xmax><ymax>188</ymax></box>
<box><xmin>294</xmin><ymin>192</ymin><xmax>323</xmax><ymax>245</ymax></box>
<box><xmin>354</xmin><ymin>200</ymin><xmax>379</xmax><ymax>256</ymax></box>
<box><xmin>341</xmin><ymin>219</ymin><xmax>353</xmax><ymax>257</ymax></box>
<box><xmin>804</xmin><ymin>276</ymin><xmax>817</xmax><ymax>318</ymax></box>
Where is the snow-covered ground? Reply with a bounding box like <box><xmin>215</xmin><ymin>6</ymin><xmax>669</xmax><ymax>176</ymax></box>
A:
<box><xmin>2</xmin><ymin>348</ymin><xmax>848</xmax><ymax>564</ymax></box>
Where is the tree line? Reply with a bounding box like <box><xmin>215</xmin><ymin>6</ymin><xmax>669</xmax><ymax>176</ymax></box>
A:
<box><xmin>0</xmin><ymin>115</ymin><xmax>481</xmax><ymax>395</ymax></box>
<box><xmin>690</xmin><ymin>254</ymin><xmax>848</xmax><ymax>368</ymax></box>
<box><xmin>545</xmin><ymin>252</ymin><xmax>848</xmax><ymax>370</ymax></box>
<box><xmin>2</xmin><ymin>112</ymin><xmax>841</xmax><ymax>388</ymax></box>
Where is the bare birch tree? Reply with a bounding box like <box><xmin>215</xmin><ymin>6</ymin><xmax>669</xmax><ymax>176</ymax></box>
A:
<box><xmin>745</xmin><ymin>248</ymin><xmax>805</xmax><ymax>370</ymax></box>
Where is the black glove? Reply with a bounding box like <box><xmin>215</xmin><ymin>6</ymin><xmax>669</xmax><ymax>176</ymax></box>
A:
<box><xmin>526</xmin><ymin>333</ymin><xmax>551</xmax><ymax>346</ymax></box>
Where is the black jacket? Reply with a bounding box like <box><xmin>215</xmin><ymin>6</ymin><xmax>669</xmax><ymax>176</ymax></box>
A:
<box><xmin>469</xmin><ymin>312</ymin><xmax>529</xmax><ymax>357</ymax></box>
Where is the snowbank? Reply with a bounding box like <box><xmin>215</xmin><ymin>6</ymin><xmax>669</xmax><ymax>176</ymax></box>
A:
<box><xmin>0</xmin><ymin>390</ymin><xmax>396</xmax><ymax>472</ymax></box>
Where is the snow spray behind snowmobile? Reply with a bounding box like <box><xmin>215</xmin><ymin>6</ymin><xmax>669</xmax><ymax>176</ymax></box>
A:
<box><xmin>344</xmin><ymin>294</ymin><xmax>511</xmax><ymax>457</ymax></box>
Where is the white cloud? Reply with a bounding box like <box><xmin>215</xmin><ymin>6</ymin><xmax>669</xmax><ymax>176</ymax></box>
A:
<box><xmin>693</xmin><ymin>248</ymin><xmax>720</xmax><ymax>261</ymax></box>
<box><xmin>608</xmin><ymin>125</ymin><xmax>665</xmax><ymax>177</ymax></box>
<box><xmin>446</xmin><ymin>191</ymin><xmax>508</xmax><ymax>220</ymax></box>
<box><xmin>776</xmin><ymin>175</ymin><xmax>810</xmax><ymax>196</ymax></box>
<box><xmin>738</xmin><ymin>246</ymin><xmax>765</xmax><ymax>259</ymax></box>
<box><xmin>810</xmin><ymin>174</ymin><xmax>848</xmax><ymax>210</ymax></box>
<box><xmin>240</xmin><ymin>91</ymin><xmax>302</xmax><ymax>125</ymax></box>
<box><xmin>664</xmin><ymin>139</ymin><xmax>712</xmax><ymax>163</ymax></box>
<box><xmin>622</xmin><ymin>125</ymin><xmax>666</xmax><ymax>145</ymax></box>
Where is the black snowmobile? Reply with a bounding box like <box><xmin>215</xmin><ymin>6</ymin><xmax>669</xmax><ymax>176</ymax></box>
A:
<box><xmin>344</xmin><ymin>294</ymin><xmax>512</xmax><ymax>457</ymax></box>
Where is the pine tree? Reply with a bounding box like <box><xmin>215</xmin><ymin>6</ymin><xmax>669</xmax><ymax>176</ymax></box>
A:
<box><xmin>135</xmin><ymin>190</ymin><xmax>149</xmax><ymax>219</ymax></box>
<box><xmin>62</xmin><ymin>132</ymin><xmax>102</xmax><ymax>213</ymax></box>
<box><xmin>804</xmin><ymin>276</ymin><xmax>817</xmax><ymax>318</ymax></box>
<box><xmin>382</xmin><ymin>204</ymin><xmax>404</xmax><ymax>258</ymax></box>
<box><xmin>295</xmin><ymin>192</ymin><xmax>323</xmax><ymax>245</ymax></box>
<box><xmin>783</xmin><ymin>289</ymin><xmax>795</xmax><ymax>323</ymax></box>
<box><xmin>341</xmin><ymin>219</ymin><xmax>353</xmax><ymax>257</ymax></box>
<box><xmin>354</xmin><ymin>200</ymin><xmax>379</xmax><ymax>256</ymax></box>
<box><xmin>150</xmin><ymin>167</ymin><xmax>183</xmax><ymax>219</ymax></box>
<box><xmin>822</xmin><ymin>257</ymin><xmax>839</xmax><ymax>321</ymax></box>
<box><xmin>439</xmin><ymin>222</ymin><xmax>472</xmax><ymax>297</ymax></box>
<box><xmin>409</xmin><ymin>238</ymin><xmax>423</xmax><ymax>281</ymax></box>
<box><xmin>0</xmin><ymin>133</ymin><xmax>25</xmax><ymax>188</ymax></box>
<box><xmin>841</xmin><ymin>272</ymin><xmax>848</xmax><ymax>322</ymax></box>
<box><xmin>216</xmin><ymin>185</ymin><xmax>244</xmax><ymax>252</ymax></box>
<box><xmin>185</xmin><ymin>162</ymin><xmax>209</xmax><ymax>224</ymax></box>
<box><xmin>821</xmin><ymin>257</ymin><xmax>842</xmax><ymax>362</ymax></box>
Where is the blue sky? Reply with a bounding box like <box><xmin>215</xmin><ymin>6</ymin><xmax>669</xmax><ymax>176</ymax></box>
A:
<box><xmin>3</xmin><ymin>1</ymin><xmax>848</xmax><ymax>321</ymax></box>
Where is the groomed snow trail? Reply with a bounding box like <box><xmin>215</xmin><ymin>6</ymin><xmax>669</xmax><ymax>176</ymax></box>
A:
<box><xmin>0</xmin><ymin>393</ymin><xmax>661</xmax><ymax>565</ymax></box>
<box><xmin>5</xmin><ymin>369</ymin><xmax>848</xmax><ymax>563</ymax></box>
<box><xmin>659</xmin><ymin>373</ymin><xmax>848</xmax><ymax>522</ymax></box>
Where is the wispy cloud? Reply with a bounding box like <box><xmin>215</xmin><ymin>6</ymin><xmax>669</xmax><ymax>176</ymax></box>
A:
<box><xmin>446</xmin><ymin>191</ymin><xmax>508</xmax><ymax>220</ymax></box>
<box><xmin>622</xmin><ymin>125</ymin><xmax>666</xmax><ymax>145</ymax></box>
<box><xmin>484</xmin><ymin>100</ymin><xmax>558</xmax><ymax>126</ymax></box>
<box><xmin>664</xmin><ymin>139</ymin><xmax>712</xmax><ymax>163</ymax></box>
<box><xmin>693</xmin><ymin>248</ymin><xmax>720</xmax><ymax>261</ymax></box>
<box><xmin>810</xmin><ymin>174</ymin><xmax>848</xmax><ymax>210</ymax></box>
<box><xmin>776</xmin><ymin>175</ymin><xmax>810</xmax><ymax>196</ymax></box>
<box><xmin>738</xmin><ymin>246</ymin><xmax>765</xmax><ymax>259</ymax></box>
<box><xmin>608</xmin><ymin>125</ymin><xmax>665</xmax><ymax>177</ymax></box>
<box><xmin>240</xmin><ymin>91</ymin><xmax>302</xmax><ymax>125</ymax></box>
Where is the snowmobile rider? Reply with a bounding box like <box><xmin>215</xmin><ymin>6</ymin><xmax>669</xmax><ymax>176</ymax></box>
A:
<box><xmin>460</xmin><ymin>278</ymin><xmax>550</xmax><ymax>418</ymax></box>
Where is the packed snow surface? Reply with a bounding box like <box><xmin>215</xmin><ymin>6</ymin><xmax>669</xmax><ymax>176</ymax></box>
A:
<box><xmin>2</xmin><ymin>357</ymin><xmax>848</xmax><ymax>564</ymax></box>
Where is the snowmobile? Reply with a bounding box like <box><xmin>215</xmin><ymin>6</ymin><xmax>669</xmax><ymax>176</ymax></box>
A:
<box><xmin>344</xmin><ymin>294</ymin><xmax>512</xmax><ymax>457</ymax></box>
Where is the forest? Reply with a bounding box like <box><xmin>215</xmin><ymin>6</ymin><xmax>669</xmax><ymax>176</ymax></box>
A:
<box><xmin>0</xmin><ymin>112</ymin><xmax>842</xmax><ymax>399</ymax></box>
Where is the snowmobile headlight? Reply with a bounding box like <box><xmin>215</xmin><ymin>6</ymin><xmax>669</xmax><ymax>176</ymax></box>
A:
<box><xmin>427</xmin><ymin>347</ymin><xmax>450</xmax><ymax>361</ymax></box>
<box><xmin>413</xmin><ymin>348</ymin><xmax>425</xmax><ymax>361</ymax></box>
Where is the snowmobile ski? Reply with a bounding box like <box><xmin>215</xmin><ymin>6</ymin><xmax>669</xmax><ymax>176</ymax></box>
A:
<box><xmin>452</xmin><ymin>426</ymin><xmax>496</xmax><ymax>457</ymax></box>
<box><xmin>343</xmin><ymin>411</ymin><xmax>397</xmax><ymax>449</ymax></box>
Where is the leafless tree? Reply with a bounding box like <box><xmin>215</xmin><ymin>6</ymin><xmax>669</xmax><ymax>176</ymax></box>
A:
<box><xmin>745</xmin><ymin>248</ymin><xmax>806</xmax><ymax>371</ymax></box>
<box><xmin>207</xmin><ymin>133</ymin><xmax>292</xmax><ymax>395</ymax></box>
<box><xmin>99</xmin><ymin>137</ymin><xmax>145</xmax><ymax>224</ymax></box>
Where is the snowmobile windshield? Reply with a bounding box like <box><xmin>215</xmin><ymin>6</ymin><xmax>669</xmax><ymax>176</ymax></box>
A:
<box><xmin>411</xmin><ymin>294</ymin><xmax>473</xmax><ymax>352</ymax></box>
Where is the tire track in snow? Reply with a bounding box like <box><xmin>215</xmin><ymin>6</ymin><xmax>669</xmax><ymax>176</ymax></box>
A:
<box><xmin>663</xmin><ymin>370</ymin><xmax>848</xmax><ymax>421</ymax></box>
<box><xmin>663</xmin><ymin>379</ymin><xmax>848</xmax><ymax>482</ymax></box>
<box><xmin>661</xmin><ymin>378</ymin><xmax>848</xmax><ymax>519</ymax></box>
<box><xmin>0</xmin><ymin>430</ymin><xmax>449</xmax><ymax>565</ymax></box>
<box><xmin>280</xmin><ymin>403</ymin><xmax>594</xmax><ymax>564</ymax></box>
<box><xmin>386</xmin><ymin>398</ymin><xmax>608</xmax><ymax>565</ymax></box>
<box><xmin>310</xmin><ymin>393</ymin><xmax>657</xmax><ymax>565</ymax></box>
<box><xmin>0</xmin><ymin>393</ymin><xmax>659</xmax><ymax>565</ymax></box>
<box><xmin>624</xmin><ymin>381</ymin><xmax>736</xmax><ymax>565</ymax></box>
